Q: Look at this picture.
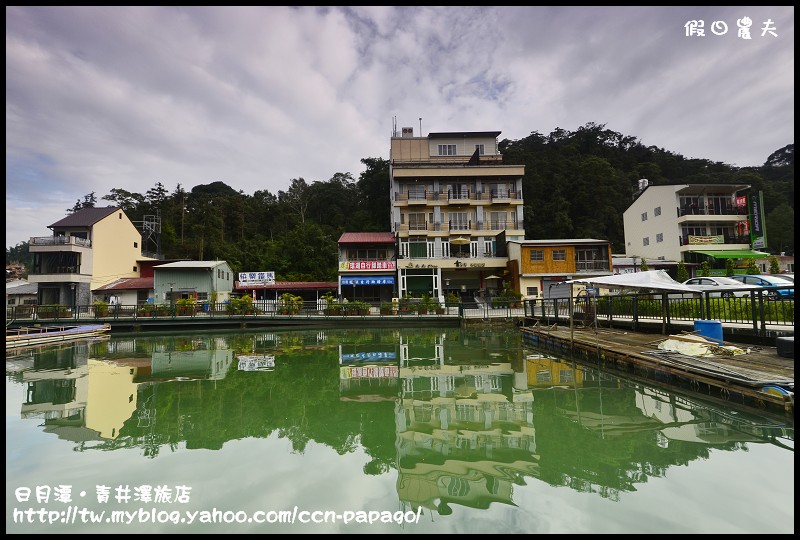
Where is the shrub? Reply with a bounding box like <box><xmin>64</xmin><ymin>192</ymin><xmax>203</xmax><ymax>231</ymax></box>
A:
<box><xmin>278</xmin><ymin>293</ymin><xmax>302</xmax><ymax>315</ymax></box>
<box><xmin>93</xmin><ymin>300</ymin><xmax>109</xmax><ymax>317</ymax></box>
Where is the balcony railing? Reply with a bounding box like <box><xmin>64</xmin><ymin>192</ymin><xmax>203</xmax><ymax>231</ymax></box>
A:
<box><xmin>679</xmin><ymin>235</ymin><xmax>749</xmax><ymax>246</ymax></box>
<box><xmin>575</xmin><ymin>261</ymin><xmax>611</xmax><ymax>272</ymax></box>
<box><xmin>30</xmin><ymin>236</ymin><xmax>92</xmax><ymax>248</ymax></box>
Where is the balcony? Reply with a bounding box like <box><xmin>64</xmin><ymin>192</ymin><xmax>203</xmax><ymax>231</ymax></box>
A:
<box><xmin>30</xmin><ymin>236</ymin><xmax>92</xmax><ymax>248</ymax></box>
<box><xmin>575</xmin><ymin>261</ymin><xmax>611</xmax><ymax>272</ymax></box>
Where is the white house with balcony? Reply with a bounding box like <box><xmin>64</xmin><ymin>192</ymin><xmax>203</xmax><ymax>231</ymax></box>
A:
<box><xmin>622</xmin><ymin>182</ymin><xmax>768</xmax><ymax>276</ymax></box>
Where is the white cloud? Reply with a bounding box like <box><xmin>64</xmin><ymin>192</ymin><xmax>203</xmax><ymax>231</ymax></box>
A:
<box><xmin>6</xmin><ymin>6</ymin><xmax>794</xmax><ymax>248</ymax></box>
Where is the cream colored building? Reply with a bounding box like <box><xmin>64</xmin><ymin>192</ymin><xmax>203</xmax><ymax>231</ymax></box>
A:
<box><xmin>28</xmin><ymin>206</ymin><xmax>157</xmax><ymax>306</ymax></box>
<box><xmin>390</xmin><ymin>127</ymin><xmax>525</xmax><ymax>302</ymax></box>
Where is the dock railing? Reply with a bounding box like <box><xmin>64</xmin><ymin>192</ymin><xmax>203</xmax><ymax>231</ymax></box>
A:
<box><xmin>523</xmin><ymin>288</ymin><xmax>794</xmax><ymax>334</ymax></box>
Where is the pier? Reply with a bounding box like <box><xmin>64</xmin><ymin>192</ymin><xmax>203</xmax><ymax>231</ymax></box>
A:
<box><xmin>521</xmin><ymin>324</ymin><xmax>794</xmax><ymax>417</ymax></box>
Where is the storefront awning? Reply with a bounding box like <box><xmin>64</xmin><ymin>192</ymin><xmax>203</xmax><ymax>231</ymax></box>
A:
<box><xmin>689</xmin><ymin>249</ymin><xmax>770</xmax><ymax>259</ymax></box>
<box><xmin>341</xmin><ymin>276</ymin><xmax>395</xmax><ymax>286</ymax></box>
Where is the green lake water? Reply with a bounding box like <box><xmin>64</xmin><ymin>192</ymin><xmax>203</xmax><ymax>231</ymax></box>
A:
<box><xmin>5</xmin><ymin>327</ymin><xmax>794</xmax><ymax>533</ymax></box>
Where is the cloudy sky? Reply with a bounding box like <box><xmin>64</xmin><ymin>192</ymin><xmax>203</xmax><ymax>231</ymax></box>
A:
<box><xmin>6</xmin><ymin>6</ymin><xmax>794</xmax><ymax>249</ymax></box>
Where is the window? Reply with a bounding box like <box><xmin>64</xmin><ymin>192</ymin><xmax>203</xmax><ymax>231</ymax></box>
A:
<box><xmin>437</xmin><ymin>144</ymin><xmax>456</xmax><ymax>156</ymax></box>
<box><xmin>552</xmin><ymin>249</ymin><xmax>566</xmax><ymax>261</ymax></box>
<box><xmin>656</xmin><ymin>233</ymin><xmax>663</xmax><ymax>243</ymax></box>
<box><xmin>8</xmin><ymin>298</ymin><xmax>16</xmax><ymax>305</ymax></box>
<box><xmin>489</xmin><ymin>211</ymin><xmax>507</xmax><ymax>229</ymax></box>
<box><xmin>643</xmin><ymin>237</ymin><xmax>650</xmax><ymax>246</ymax></box>
<box><xmin>449</xmin><ymin>211</ymin><xmax>469</xmax><ymax>230</ymax></box>
<box><xmin>474</xmin><ymin>144</ymin><xmax>485</xmax><ymax>155</ymax></box>
<box><xmin>409</xmin><ymin>239</ymin><xmax>428</xmax><ymax>258</ymax></box>
<box><xmin>408</xmin><ymin>212</ymin><xmax>427</xmax><ymax>231</ymax></box>
<box><xmin>134</xmin><ymin>242</ymin><xmax>138</xmax><ymax>248</ymax></box>
<box><xmin>526</xmin><ymin>287</ymin><xmax>539</xmax><ymax>296</ymax></box>
<box><xmin>641</xmin><ymin>212</ymin><xmax>648</xmax><ymax>221</ymax></box>
<box><xmin>133</xmin><ymin>266</ymin><xmax>137</xmax><ymax>272</ymax></box>
<box><xmin>654</xmin><ymin>206</ymin><xmax>661</xmax><ymax>217</ymax></box>
<box><xmin>197</xmin><ymin>292</ymin><xmax>208</xmax><ymax>301</ymax></box>
<box><xmin>529</xmin><ymin>250</ymin><xmax>544</xmax><ymax>262</ymax></box>
<box><xmin>407</xmin><ymin>183</ymin><xmax>426</xmax><ymax>199</ymax></box>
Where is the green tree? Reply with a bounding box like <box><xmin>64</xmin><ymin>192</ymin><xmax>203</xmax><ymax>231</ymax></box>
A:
<box><xmin>725</xmin><ymin>258</ymin><xmax>735</xmax><ymax>277</ymax></box>
<box><xmin>676</xmin><ymin>261</ymin><xmax>689</xmax><ymax>282</ymax></box>
<box><xmin>700</xmin><ymin>260</ymin><xmax>711</xmax><ymax>277</ymax></box>
<box><xmin>765</xmin><ymin>203</ymin><xmax>794</xmax><ymax>256</ymax></box>
<box><xmin>67</xmin><ymin>192</ymin><xmax>97</xmax><ymax>213</ymax></box>
<box><xmin>768</xmin><ymin>256</ymin><xmax>780</xmax><ymax>274</ymax></box>
<box><xmin>640</xmin><ymin>257</ymin><xmax>649</xmax><ymax>271</ymax></box>
<box><xmin>746</xmin><ymin>259</ymin><xmax>760</xmax><ymax>275</ymax></box>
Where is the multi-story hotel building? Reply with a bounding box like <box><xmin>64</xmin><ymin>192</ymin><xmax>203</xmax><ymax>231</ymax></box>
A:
<box><xmin>390</xmin><ymin>127</ymin><xmax>525</xmax><ymax>302</ymax></box>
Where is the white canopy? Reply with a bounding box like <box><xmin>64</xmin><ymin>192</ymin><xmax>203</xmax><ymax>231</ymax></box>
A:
<box><xmin>566</xmin><ymin>270</ymin><xmax>699</xmax><ymax>293</ymax></box>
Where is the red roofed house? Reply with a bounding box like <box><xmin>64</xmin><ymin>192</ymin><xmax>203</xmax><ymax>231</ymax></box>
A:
<box><xmin>337</xmin><ymin>232</ymin><xmax>398</xmax><ymax>302</ymax></box>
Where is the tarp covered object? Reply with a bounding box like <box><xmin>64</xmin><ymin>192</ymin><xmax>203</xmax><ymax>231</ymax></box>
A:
<box><xmin>566</xmin><ymin>270</ymin><xmax>699</xmax><ymax>293</ymax></box>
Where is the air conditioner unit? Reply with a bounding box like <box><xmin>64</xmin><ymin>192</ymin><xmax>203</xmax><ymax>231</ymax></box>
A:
<box><xmin>401</xmin><ymin>127</ymin><xmax>413</xmax><ymax>137</ymax></box>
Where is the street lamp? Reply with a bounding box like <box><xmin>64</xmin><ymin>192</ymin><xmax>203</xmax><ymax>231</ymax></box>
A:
<box><xmin>168</xmin><ymin>282</ymin><xmax>175</xmax><ymax>307</ymax></box>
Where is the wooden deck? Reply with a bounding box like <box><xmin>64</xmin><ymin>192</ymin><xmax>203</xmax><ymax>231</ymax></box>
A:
<box><xmin>521</xmin><ymin>324</ymin><xmax>794</xmax><ymax>417</ymax></box>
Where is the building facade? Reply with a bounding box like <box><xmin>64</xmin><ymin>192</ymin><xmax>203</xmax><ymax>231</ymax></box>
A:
<box><xmin>153</xmin><ymin>260</ymin><xmax>234</xmax><ymax>305</ymax></box>
<box><xmin>337</xmin><ymin>232</ymin><xmax>398</xmax><ymax>302</ymax></box>
<box><xmin>505</xmin><ymin>239</ymin><xmax>613</xmax><ymax>299</ymax></box>
<box><xmin>390</xmin><ymin>128</ymin><xmax>525</xmax><ymax>302</ymax></box>
<box><xmin>28</xmin><ymin>206</ymin><xmax>157</xmax><ymax>307</ymax></box>
<box><xmin>622</xmin><ymin>182</ymin><xmax>767</xmax><ymax>276</ymax></box>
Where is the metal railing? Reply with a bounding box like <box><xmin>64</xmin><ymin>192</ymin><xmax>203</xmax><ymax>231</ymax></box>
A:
<box><xmin>6</xmin><ymin>289</ymin><xmax>793</xmax><ymax>331</ymax></box>
<box><xmin>524</xmin><ymin>287</ymin><xmax>794</xmax><ymax>333</ymax></box>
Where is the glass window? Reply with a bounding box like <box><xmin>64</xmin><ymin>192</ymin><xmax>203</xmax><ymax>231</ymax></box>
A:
<box><xmin>529</xmin><ymin>250</ymin><xmax>544</xmax><ymax>262</ymax></box>
<box><xmin>643</xmin><ymin>237</ymin><xmax>650</xmax><ymax>246</ymax></box>
<box><xmin>474</xmin><ymin>144</ymin><xmax>485</xmax><ymax>155</ymax></box>
<box><xmin>654</xmin><ymin>206</ymin><xmax>661</xmax><ymax>217</ymax></box>
<box><xmin>552</xmin><ymin>249</ymin><xmax>566</xmax><ymax>261</ymax></box>
<box><xmin>656</xmin><ymin>233</ymin><xmax>663</xmax><ymax>243</ymax></box>
<box><xmin>437</xmin><ymin>144</ymin><xmax>456</xmax><ymax>156</ymax></box>
<box><xmin>408</xmin><ymin>212</ymin><xmax>427</xmax><ymax>231</ymax></box>
<box><xmin>449</xmin><ymin>212</ymin><xmax>469</xmax><ymax>230</ymax></box>
<box><xmin>641</xmin><ymin>212</ymin><xmax>648</xmax><ymax>221</ymax></box>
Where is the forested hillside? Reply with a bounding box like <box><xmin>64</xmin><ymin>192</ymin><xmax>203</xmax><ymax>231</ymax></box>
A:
<box><xmin>7</xmin><ymin>123</ymin><xmax>794</xmax><ymax>279</ymax></box>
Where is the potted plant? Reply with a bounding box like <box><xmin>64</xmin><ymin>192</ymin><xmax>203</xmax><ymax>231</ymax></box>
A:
<box><xmin>278</xmin><ymin>293</ymin><xmax>302</xmax><ymax>315</ymax></box>
<box><xmin>93</xmin><ymin>300</ymin><xmax>109</xmax><ymax>318</ymax></box>
<box><xmin>176</xmin><ymin>297</ymin><xmax>196</xmax><ymax>316</ymax></box>
<box><xmin>380</xmin><ymin>301</ymin><xmax>394</xmax><ymax>315</ymax></box>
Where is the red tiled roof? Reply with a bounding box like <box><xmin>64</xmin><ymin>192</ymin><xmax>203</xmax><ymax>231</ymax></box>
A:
<box><xmin>338</xmin><ymin>232</ymin><xmax>396</xmax><ymax>244</ymax></box>
<box><xmin>93</xmin><ymin>277</ymin><xmax>154</xmax><ymax>292</ymax></box>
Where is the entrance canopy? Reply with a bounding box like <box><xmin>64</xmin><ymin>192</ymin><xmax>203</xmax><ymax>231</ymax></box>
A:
<box><xmin>689</xmin><ymin>249</ymin><xmax>769</xmax><ymax>259</ymax></box>
<box><xmin>566</xmin><ymin>270</ymin><xmax>698</xmax><ymax>293</ymax></box>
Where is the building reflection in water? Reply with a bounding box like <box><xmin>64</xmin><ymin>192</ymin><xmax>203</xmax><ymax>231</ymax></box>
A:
<box><xmin>8</xmin><ymin>329</ymin><xmax>793</xmax><ymax>515</ymax></box>
<box><xmin>394</xmin><ymin>332</ymin><xmax>536</xmax><ymax>515</ymax></box>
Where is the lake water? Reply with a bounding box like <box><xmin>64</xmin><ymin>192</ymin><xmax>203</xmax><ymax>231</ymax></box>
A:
<box><xmin>6</xmin><ymin>327</ymin><xmax>794</xmax><ymax>533</ymax></box>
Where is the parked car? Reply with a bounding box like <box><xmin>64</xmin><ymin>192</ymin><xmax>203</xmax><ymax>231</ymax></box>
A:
<box><xmin>681</xmin><ymin>277</ymin><xmax>761</xmax><ymax>298</ymax></box>
<box><xmin>729</xmin><ymin>274</ymin><xmax>795</xmax><ymax>300</ymax></box>
<box><xmin>778</xmin><ymin>273</ymin><xmax>794</xmax><ymax>283</ymax></box>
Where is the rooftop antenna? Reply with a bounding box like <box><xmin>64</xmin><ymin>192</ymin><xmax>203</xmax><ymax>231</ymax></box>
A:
<box><xmin>419</xmin><ymin>118</ymin><xmax>422</xmax><ymax>137</ymax></box>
